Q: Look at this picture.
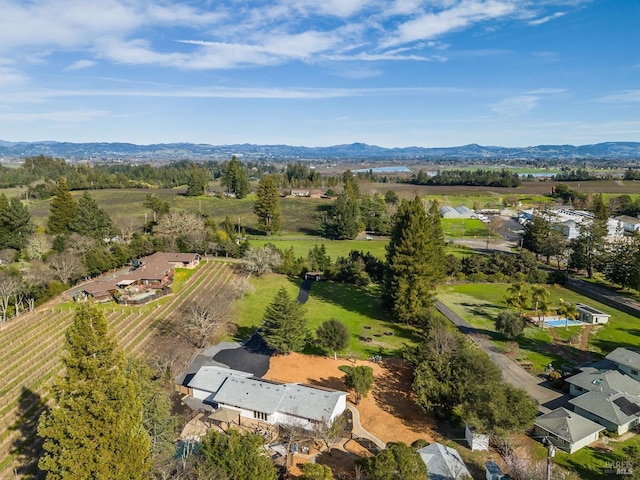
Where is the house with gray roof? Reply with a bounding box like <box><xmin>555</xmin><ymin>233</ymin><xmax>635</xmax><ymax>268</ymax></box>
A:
<box><xmin>186</xmin><ymin>366</ymin><xmax>347</xmax><ymax>430</ymax></box>
<box><xmin>418</xmin><ymin>443</ymin><xmax>472</xmax><ymax>480</ymax></box>
<box><xmin>566</xmin><ymin>369</ymin><xmax>640</xmax><ymax>398</ymax></box>
<box><xmin>569</xmin><ymin>391</ymin><xmax>640</xmax><ymax>435</ymax></box>
<box><xmin>562</xmin><ymin>348</ymin><xmax>640</xmax><ymax>435</ymax></box>
<box><xmin>534</xmin><ymin>407</ymin><xmax>604</xmax><ymax>454</ymax></box>
<box><xmin>606</xmin><ymin>347</ymin><xmax>640</xmax><ymax>382</ymax></box>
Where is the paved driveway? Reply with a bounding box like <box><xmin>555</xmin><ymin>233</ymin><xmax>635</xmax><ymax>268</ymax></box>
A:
<box><xmin>435</xmin><ymin>300</ymin><xmax>568</xmax><ymax>413</ymax></box>
<box><xmin>213</xmin><ymin>333</ymin><xmax>274</xmax><ymax>377</ymax></box>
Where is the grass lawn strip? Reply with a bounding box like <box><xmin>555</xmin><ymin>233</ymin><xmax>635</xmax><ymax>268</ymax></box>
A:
<box><xmin>437</xmin><ymin>282</ymin><xmax>640</xmax><ymax>372</ymax></box>
<box><xmin>235</xmin><ymin>274</ymin><xmax>420</xmax><ymax>357</ymax></box>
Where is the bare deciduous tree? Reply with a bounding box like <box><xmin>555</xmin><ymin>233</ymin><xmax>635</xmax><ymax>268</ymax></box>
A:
<box><xmin>48</xmin><ymin>251</ymin><xmax>86</xmax><ymax>284</ymax></box>
<box><xmin>153</xmin><ymin>212</ymin><xmax>205</xmax><ymax>252</ymax></box>
<box><xmin>311</xmin><ymin>414</ymin><xmax>347</xmax><ymax>454</ymax></box>
<box><xmin>65</xmin><ymin>233</ymin><xmax>97</xmax><ymax>256</ymax></box>
<box><xmin>0</xmin><ymin>271</ymin><xmax>21</xmax><ymax>325</ymax></box>
<box><xmin>243</xmin><ymin>246</ymin><xmax>282</xmax><ymax>277</ymax></box>
<box><xmin>177</xmin><ymin>280</ymin><xmax>249</xmax><ymax>348</ymax></box>
<box><xmin>26</xmin><ymin>233</ymin><xmax>53</xmax><ymax>260</ymax></box>
<box><xmin>113</xmin><ymin>216</ymin><xmax>143</xmax><ymax>242</ymax></box>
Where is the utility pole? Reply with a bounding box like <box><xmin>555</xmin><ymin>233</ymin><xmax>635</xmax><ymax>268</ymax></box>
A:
<box><xmin>546</xmin><ymin>438</ymin><xmax>555</xmax><ymax>480</ymax></box>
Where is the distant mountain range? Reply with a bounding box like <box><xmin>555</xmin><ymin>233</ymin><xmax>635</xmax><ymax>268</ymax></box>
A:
<box><xmin>1</xmin><ymin>140</ymin><xmax>639</xmax><ymax>163</ymax></box>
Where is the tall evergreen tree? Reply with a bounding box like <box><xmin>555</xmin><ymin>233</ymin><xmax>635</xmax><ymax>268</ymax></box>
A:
<box><xmin>47</xmin><ymin>178</ymin><xmax>77</xmax><ymax>235</ymax></box>
<box><xmin>328</xmin><ymin>193</ymin><xmax>360</xmax><ymax>240</ymax></box>
<box><xmin>261</xmin><ymin>287</ymin><xmax>308</xmax><ymax>354</ymax></box>
<box><xmin>142</xmin><ymin>193</ymin><xmax>170</xmax><ymax>223</ymax></box>
<box><xmin>254</xmin><ymin>174</ymin><xmax>281</xmax><ymax>235</ymax></box>
<box><xmin>0</xmin><ymin>195</ymin><xmax>34</xmax><ymax>250</ymax></box>
<box><xmin>569</xmin><ymin>218</ymin><xmax>607</xmax><ymax>278</ymax></box>
<box><xmin>37</xmin><ymin>305</ymin><xmax>151</xmax><ymax>479</ymax></box>
<box><xmin>385</xmin><ymin>196</ymin><xmax>444</xmax><ymax>324</ymax></box>
<box><xmin>185</xmin><ymin>167</ymin><xmax>209</xmax><ymax>196</ymax></box>
<box><xmin>220</xmin><ymin>156</ymin><xmax>250</xmax><ymax>199</ymax></box>
<box><xmin>71</xmin><ymin>191</ymin><xmax>118</xmax><ymax>240</ymax></box>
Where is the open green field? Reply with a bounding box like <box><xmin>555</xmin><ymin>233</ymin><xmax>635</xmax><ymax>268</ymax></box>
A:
<box><xmin>24</xmin><ymin>188</ymin><xmax>332</xmax><ymax>235</ymax></box>
<box><xmin>249</xmin><ymin>238</ymin><xmax>389</xmax><ymax>260</ymax></box>
<box><xmin>437</xmin><ymin>283</ymin><xmax>640</xmax><ymax>372</ymax></box>
<box><xmin>233</xmin><ymin>273</ymin><xmax>420</xmax><ymax>358</ymax></box>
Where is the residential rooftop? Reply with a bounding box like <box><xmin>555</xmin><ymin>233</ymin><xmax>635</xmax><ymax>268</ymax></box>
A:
<box><xmin>606</xmin><ymin>347</ymin><xmax>640</xmax><ymax>371</ymax></box>
<box><xmin>534</xmin><ymin>407</ymin><xmax>604</xmax><ymax>444</ymax></box>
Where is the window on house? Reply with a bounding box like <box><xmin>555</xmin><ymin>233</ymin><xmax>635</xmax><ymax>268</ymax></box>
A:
<box><xmin>254</xmin><ymin>411</ymin><xmax>268</xmax><ymax>421</ymax></box>
<box><xmin>632</xmin><ymin>370</ymin><xmax>638</xmax><ymax>376</ymax></box>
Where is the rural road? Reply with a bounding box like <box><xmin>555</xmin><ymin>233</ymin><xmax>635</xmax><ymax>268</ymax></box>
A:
<box><xmin>435</xmin><ymin>300</ymin><xmax>569</xmax><ymax>414</ymax></box>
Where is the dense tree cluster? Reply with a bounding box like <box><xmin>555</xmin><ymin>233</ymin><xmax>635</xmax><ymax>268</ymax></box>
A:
<box><xmin>407</xmin><ymin>168</ymin><xmax>521</xmax><ymax>187</ymax></box>
<box><xmin>322</xmin><ymin>172</ymin><xmax>394</xmax><ymax>239</ymax></box>
<box><xmin>220</xmin><ymin>156</ymin><xmax>250</xmax><ymax>199</ymax></box>
<box><xmin>554</xmin><ymin>167</ymin><xmax>601</xmax><ymax>181</ymax></box>
<box><xmin>285</xmin><ymin>162</ymin><xmax>321</xmax><ymax>188</ymax></box>
<box><xmin>405</xmin><ymin>324</ymin><xmax>538</xmax><ymax>434</ymax></box>
<box><xmin>449</xmin><ymin>250</ymin><xmax>545</xmax><ymax>283</ymax></box>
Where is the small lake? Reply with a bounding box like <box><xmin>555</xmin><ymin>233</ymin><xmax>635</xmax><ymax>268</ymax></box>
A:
<box><xmin>353</xmin><ymin>166</ymin><xmax>412</xmax><ymax>173</ymax></box>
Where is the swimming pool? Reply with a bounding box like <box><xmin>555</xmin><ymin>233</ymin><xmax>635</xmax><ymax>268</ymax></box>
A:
<box><xmin>543</xmin><ymin>319</ymin><xmax>583</xmax><ymax>328</ymax></box>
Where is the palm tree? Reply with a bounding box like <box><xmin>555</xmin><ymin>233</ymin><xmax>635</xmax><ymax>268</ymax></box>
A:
<box><xmin>558</xmin><ymin>298</ymin><xmax>579</xmax><ymax>330</ymax></box>
<box><xmin>530</xmin><ymin>285</ymin><xmax>550</xmax><ymax>326</ymax></box>
<box><xmin>505</xmin><ymin>282</ymin><xmax>529</xmax><ymax>313</ymax></box>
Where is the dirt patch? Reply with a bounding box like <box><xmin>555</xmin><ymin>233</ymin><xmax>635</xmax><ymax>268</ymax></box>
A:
<box><xmin>264</xmin><ymin>353</ymin><xmax>437</xmax><ymax>446</ymax></box>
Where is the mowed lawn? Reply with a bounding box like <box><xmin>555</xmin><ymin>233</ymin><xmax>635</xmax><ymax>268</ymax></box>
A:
<box><xmin>437</xmin><ymin>283</ymin><xmax>640</xmax><ymax>372</ymax></box>
<box><xmin>233</xmin><ymin>273</ymin><xmax>420</xmax><ymax>358</ymax></box>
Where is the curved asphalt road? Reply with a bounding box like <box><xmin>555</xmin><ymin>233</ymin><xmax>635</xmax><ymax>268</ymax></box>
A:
<box><xmin>435</xmin><ymin>300</ymin><xmax>568</xmax><ymax>414</ymax></box>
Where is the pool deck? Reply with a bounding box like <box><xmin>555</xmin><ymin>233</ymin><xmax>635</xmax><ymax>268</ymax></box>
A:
<box><xmin>541</xmin><ymin>318</ymin><xmax>588</xmax><ymax>328</ymax></box>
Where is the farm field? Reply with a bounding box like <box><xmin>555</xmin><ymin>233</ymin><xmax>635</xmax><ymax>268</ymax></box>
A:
<box><xmin>234</xmin><ymin>273</ymin><xmax>420</xmax><ymax>358</ymax></box>
<box><xmin>248</xmin><ymin>238</ymin><xmax>389</xmax><ymax>260</ymax></box>
<box><xmin>437</xmin><ymin>282</ymin><xmax>640</xmax><ymax>372</ymax></box>
<box><xmin>0</xmin><ymin>260</ymin><xmax>239</xmax><ymax>478</ymax></box>
<box><xmin>24</xmin><ymin>188</ymin><xmax>332</xmax><ymax>235</ymax></box>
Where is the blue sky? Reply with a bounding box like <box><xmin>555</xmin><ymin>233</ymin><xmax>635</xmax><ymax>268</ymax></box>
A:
<box><xmin>0</xmin><ymin>0</ymin><xmax>638</xmax><ymax>147</ymax></box>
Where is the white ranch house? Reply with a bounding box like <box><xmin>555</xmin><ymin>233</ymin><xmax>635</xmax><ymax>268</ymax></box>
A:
<box><xmin>187</xmin><ymin>366</ymin><xmax>347</xmax><ymax>430</ymax></box>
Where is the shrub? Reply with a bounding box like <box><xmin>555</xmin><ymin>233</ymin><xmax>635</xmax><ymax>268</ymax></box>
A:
<box><xmin>527</xmin><ymin>269</ymin><xmax>548</xmax><ymax>284</ymax></box>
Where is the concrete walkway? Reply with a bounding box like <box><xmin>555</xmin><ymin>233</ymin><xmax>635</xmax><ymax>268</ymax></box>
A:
<box><xmin>346</xmin><ymin>404</ymin><xmax>386</xmax><ymax>450</ymax></box>
<box><xmin>435</xmin><ymin>300</ymin><xmax>567</xmax><ymax>414</ymax></box>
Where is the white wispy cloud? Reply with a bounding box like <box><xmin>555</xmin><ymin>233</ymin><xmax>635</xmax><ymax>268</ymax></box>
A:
<box><xmin>0</xmin><ymin>67</ymin><xmax>27</xmax><ymax>86</ymax></box>
<box><xmin>0</xmin><ymin>0</ymin><xmax>590</xmax><ymax>72</ymax></box>
<box><xmin>526</xmin><ymin>88</ymin><xmax>566</xmax><ymax>94</ymax></box>
<box><xmin>528</xmin><ymin>11</ymin><xmax>567</xmax><ymax>25</ymax></box>
<box><xmin>0</xmin><ymin>109</ymin><xmax>110</xmax><ymax>122</ymax></box>
<box><xmin>383</xmin><ymin>0</ymin><xmax>517</xmax><ymax>47</ymax></box>
<box><xmin>491</xmin><ymin>95</ymin><xmax>540</xmax><ymax>115</ymax></box>
<box><xmin>597</xmin><ymin>90</ymin><xmax>640</xmax><ymax>103</ymax></box>
<box><xmin>20</xmin><ymin>85</ymin><xmax>465</xmax><ymax>100</ymax></box>
<box><xmin>65</xmin><ymin>60</ymin><xmax>97</xmax><ymax>71</ymax></box>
